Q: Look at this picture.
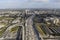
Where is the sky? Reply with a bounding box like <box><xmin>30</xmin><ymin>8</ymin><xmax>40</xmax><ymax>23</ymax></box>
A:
<box><xmin>0</xmin><ymin>0</ymin><xmax>60</xmax><ymax>9</ymax></box>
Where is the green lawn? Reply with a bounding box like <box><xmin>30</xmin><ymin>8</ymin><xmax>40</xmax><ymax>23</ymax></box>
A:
<box><xmin>10</xmin><ymin>26</ymin><xmax>19</xmax><ymax>33</ymax></box>
<box><xmin>0</xmin><ymin>27</ymin><xmax>7</xmax><ymax>37</ymax></box>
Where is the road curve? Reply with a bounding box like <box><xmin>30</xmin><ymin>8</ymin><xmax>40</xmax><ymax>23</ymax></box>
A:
<box><xmin>25</xmin><ymin>14</ymin><xmax>40</xmax><ymax>40</ymax></box>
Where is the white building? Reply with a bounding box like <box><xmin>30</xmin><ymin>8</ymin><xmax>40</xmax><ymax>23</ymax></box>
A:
<box><xmin>44</xmin><ymin>17</ymin><xmax>60</xmax><ymax>25</ymax></box>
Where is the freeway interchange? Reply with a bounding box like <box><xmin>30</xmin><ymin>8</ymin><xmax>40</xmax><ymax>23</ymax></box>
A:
<box><xmin>0</xmin><ymin>12</ymin><xmax>60</xmax><ymax>40</ymax></box>
<box><xmin>24</xmin><ymin>14</ymin><xmax>60</xmax><ymax>40</ymax></box>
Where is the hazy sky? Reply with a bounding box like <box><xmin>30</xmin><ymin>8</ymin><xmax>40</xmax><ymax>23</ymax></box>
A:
<box><xmin>0</xmin><ymin>0</ymin><xmax>60</xmax><ymax>9</ymax></box>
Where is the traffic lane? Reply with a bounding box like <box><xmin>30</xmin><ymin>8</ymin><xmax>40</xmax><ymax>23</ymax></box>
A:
<box><xmin>33</xmin><ymin>24</ymin><xmax>41</xmax><ymax>40</ymax></box>
<box><xmin>16</xmin><ymin>26</ymin><xmax>22</xmax><ymax>40</ymax></box>
<box><xmin>40</xmin><ymin>24</ymin><xmax>54</xmax><ymax>35</ymax></box>
<box><xmin>49</xmin><ymin>27</ymin><xmax>60</xmax><ymax>36</ymax></box>
<box><xmin>25</xmin><ymin>14</ymin><xmax>40</xmax><ymax>40</ymax></box>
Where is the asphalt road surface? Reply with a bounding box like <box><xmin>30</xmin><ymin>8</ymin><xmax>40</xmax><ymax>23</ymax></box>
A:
<box><xmin>25</xmin><ymin>14</ymin><xmax>40</xmax><ymax>40</ymax></box>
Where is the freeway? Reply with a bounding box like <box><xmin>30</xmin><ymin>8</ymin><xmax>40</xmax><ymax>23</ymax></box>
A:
<box><xmin>40</xmin><ymin>24</ymin><xmax>54</xmax><ymax>35</ymax></box>
<box><xmin>25</xmin><ymin>14</ymin><xmax>40</xmax><ymax>40</ymax></box>
<box><xmin>49</xmin><ymin>27</ymin><xmax>60</xmax><ymax>36</ymax></box>
<box><xmin>16</xmin><ymin>26</ymin><xmax>22</xmax><ymax>40</ymax></box>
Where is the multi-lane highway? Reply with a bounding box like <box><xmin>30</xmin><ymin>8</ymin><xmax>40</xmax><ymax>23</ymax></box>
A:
<box><xmin>1</xmin><ymin>13</ymin><xmax>60</xmax><ymax>40</ymax></box>
<box><xmin>25</xmin><ymin>14</ymin><xmax>40</xmax><ymax>40</ymax></box>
